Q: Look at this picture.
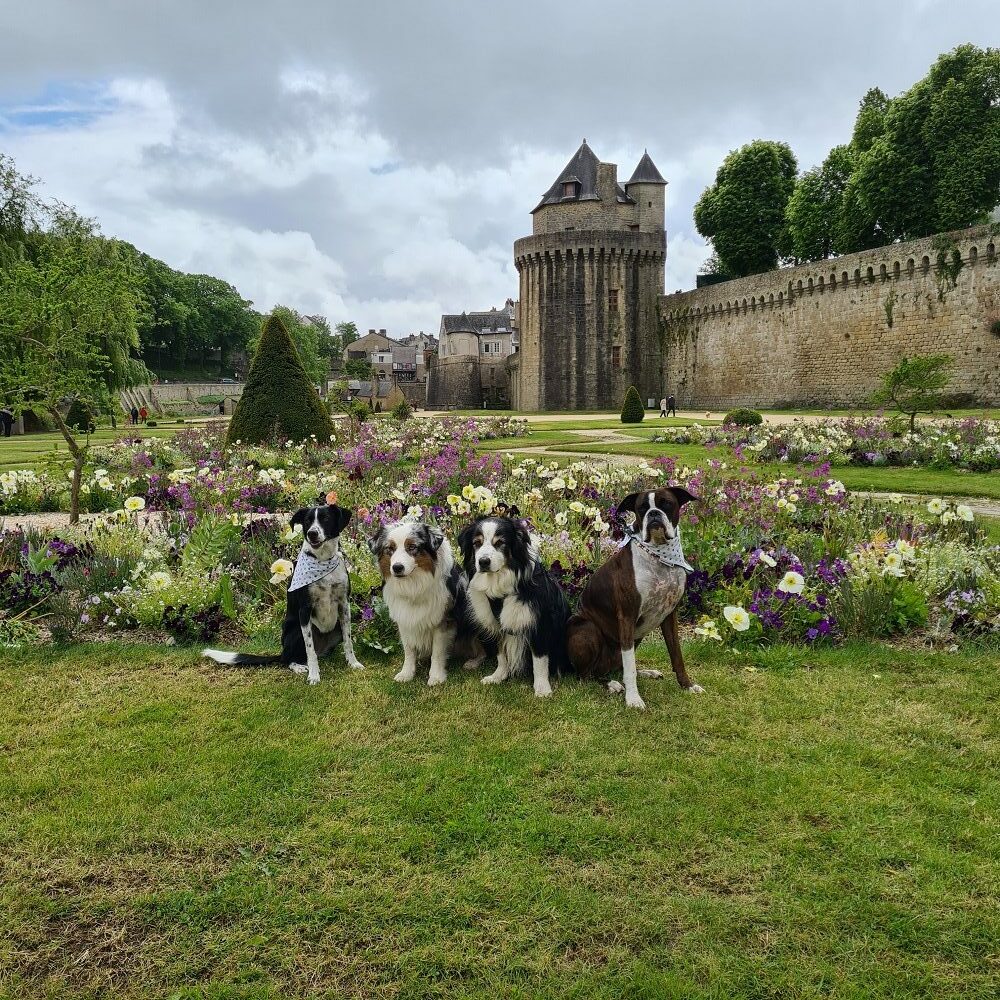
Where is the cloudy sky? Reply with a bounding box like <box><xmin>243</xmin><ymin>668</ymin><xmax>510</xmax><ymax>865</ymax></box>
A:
<box><xmin>2</xmin><ymin>1</ymin><xmax>996</xmax><ymax>335</ymax></box>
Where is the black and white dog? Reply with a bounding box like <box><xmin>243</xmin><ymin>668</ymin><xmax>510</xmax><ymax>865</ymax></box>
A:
<box><xmin>369</xmin><ymin>519</ymin><xmax>486</xmax><ymax>685</ymax></box>
<box><xmin>458</xmin><ymin>515</ymin><xmax>571</xmax><ymax>698</ymax></box>
<box><xmin>203</xmin><ymin>503</ymin><xmax>365</xmax><ymax>684</ymax></box>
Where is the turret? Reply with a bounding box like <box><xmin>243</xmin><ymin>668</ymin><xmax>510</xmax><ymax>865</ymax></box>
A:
<box><xmin>625</xmin><ymin>150</ymin><xmax>667</xmax><ymax>234</ymax></box>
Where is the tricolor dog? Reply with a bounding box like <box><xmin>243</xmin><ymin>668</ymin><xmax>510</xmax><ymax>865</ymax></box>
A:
<box><xmin>458</xmin><ymin>515</ymin><xmax>571</xmax><ymax>698</ymax></box>
<box><xmin>203</xmin><ymin>503</ymin><xmax>364</xmax><ymax>683</ymax></box>
<box><xmin>567</xmin><ymin>487</ymin><xmax>703</xmax><ymax>710</ymax></box>
<box><xmin>369</xmin><ymin>519</ymin><xmax>486</xmax><ymax>685</ymax></box>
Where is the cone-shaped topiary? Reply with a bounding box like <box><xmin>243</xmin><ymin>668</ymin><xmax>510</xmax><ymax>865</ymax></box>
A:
<box><xmin>226</xmin><ymin>313</ymin><xmax>334</xmax><ymax>445</ymax></box>
<box><xmin>66</xmin><ymin>398</ymin><xmax>97</xmax><ymax>433</ymax></box>
<box><xmin>620</xmin><ymin>385</ymin><xmax>645</xmax><ymax>424</ymax></box>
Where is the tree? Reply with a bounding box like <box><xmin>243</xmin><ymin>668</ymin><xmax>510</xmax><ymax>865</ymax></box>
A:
<box><xmin>785</xmin><ymin>145</ymin><xmax>855</xmax><ymax>262</ymax></box>
<box><xmin>247</xmin><ymin>305</ymin><xmax>326</xmax><ymax>386</ymax></box>
<box><xmin>841</xmin><ymin>46</ymin><xmax>1000</xmax><ymax>248</ymax></box>
<box><xmin>226</xmin><ymin>312</ymin><xmax>334</xmax><ymax>445</ymax></box>
<box><xmin>344</xmin><ymin>357</ymin><xmax>374</xmax><ymax>380</ymax></box>
<box><xmin>620</xmin><ymin>385</ymin><xmax>645</xmax><ymax>424</ymax></box>
<box><xmin>335</xmin><ymin>320</ymin><xmax>359</xmax><ymax>353</ymax></box>
<box><xmin>871</xmin><ymin>354</ymin><xmax>954</xmax><ymax>434</ymax></box>
<box><xmin>694</xmin><ymin>140</ymin><xmax>798</xmax><ymax>277</ymax></box>
<box><xmin>0</xmin><ymin>194</ymin><xmax>146</xmax><ymax>522</ymax></box>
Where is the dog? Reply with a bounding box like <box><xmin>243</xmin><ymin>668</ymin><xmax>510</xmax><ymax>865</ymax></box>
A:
<box><xmin>567</xmin><ymin>487</ymin><xmax>703</xmax><ymax>710</ymax></box>
<box><xmin>203</xmin><ymin>503</ymin><xmax>364</xmax><ymax>684</ymax></box>
<box><xmin>457</xmin><ymin>515</ymin><xmax>571</xmax><ymax>698</ymax></box>
<box><xmin>369</xmin><ymin>519</ymin><xmax>486</xmax><ymax>685</ymax></box>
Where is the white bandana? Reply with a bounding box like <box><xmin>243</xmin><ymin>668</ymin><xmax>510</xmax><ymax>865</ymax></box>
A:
<box><xmin>623</xmin><ymin>527</ymin><xmax>694</xmax><ymax>572</ymax></box>
<box><xmin>288</xmin><ymin>544</ymin><xmax>343</xmax><ymax>592</ymax></box>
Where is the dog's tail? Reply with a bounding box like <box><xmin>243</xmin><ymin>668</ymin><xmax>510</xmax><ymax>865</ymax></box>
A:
<box><xmin>202</xmin><ymin>648</ymin><xmax>284</xmax><ymax>667</ymax></box>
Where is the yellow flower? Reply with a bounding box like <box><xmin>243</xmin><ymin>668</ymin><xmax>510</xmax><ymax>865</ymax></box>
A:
<box><xmin>461</xmin><ymin>484</ymin><xmax>477</xmax><ymax>501</ymax></box>
<box><xmin>146</xmin><ymin>571</ymin><xmax>172</xmax><ymax>592</ymax></box>
<box><xmin>270</xmin><ymin>558</ymin><xmax>294</xmax><ymax>584</ymax></box>
<box><xmin>124</xmin><ymin>496</ymin><xmax>146</xmax><ymax>512</ymax></box>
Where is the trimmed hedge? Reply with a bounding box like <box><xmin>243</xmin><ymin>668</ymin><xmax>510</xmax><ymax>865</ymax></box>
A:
<box><xmin>723</xmin><ymin>408</ymin><xmax>763</xmax><ymax>427</ymax></box>
<box><xmin>620</xmin><ymin>386</ymin><xmax>645</xmax><ymax>424</ymax></box>
<box><xmin>226</xmin><ymin>313</ymin><xmax>334</xmax><ymax>445</ymax></box>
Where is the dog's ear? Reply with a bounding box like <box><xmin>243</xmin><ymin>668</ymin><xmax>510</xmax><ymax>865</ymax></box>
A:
<box><xmin>423</xmin><ymin>524</ymin><xmax>446</xmax><ymax>552</ymax></box>
<box><xmin>290</xmin><ymin>508</ymin><xmax>310</xmax><ymax>530</ymax></box>
<box><xmin>507</xmin><ymin>504</ymin><xmax>521</xmax><ymax>519</ymax></box>
<box><xmin>330</xmin><ymin>504</ymin><xmax>352</xmax><ymax>535</ymax></box>
<box><xmin>668</xmin><ymin>486</ymin><xmax>699</xmax><ymax>508</ymax></box>
<box><xmin>617</xmin><ymin>492</ymin><xmax>640</xmax><ymax>516</ymax></box>
<box><xmin>457</xmin><ymin>522</ymin><xmax>478</xmax><ymax>573</ymax></box>
<box><xmin>368</xmin><ymin>524</ymin><xmax>386</xmax><ymax>555</ymax></box>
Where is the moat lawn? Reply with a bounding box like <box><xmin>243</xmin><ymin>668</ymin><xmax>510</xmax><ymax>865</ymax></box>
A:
<box><xmin>2</xmin><ymin>641</ymin><xmax>998</xmax><ymax>998</ymax></box>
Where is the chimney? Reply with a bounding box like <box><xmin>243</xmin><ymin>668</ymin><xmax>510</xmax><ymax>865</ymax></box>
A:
<box><xmin>368</xmin><ymin>329</ymin><xmax>376</xmax><ymax>336</ymax></box>
<box><xmin>379</xmin><ymin>328</ymin><xmax>386</xmax><ymax>337</ymax></box>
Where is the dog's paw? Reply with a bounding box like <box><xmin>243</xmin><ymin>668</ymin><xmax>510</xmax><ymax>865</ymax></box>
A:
<box><xmin>686</xmin><ymin>683</ymin><xmax>706</xmax><ymax>694</ymax></box>
<box><xmin>347</xmin><ymin>659</ymin><xmax>365</xmax><ymax>671</ymax></box>
<box><xmin>394</xmin><ymin>669</ymin><xmax>415</xmax><ymax>683</ymax></box>
<box><xmin>533</xmin><ymin>684</ymin><xmax>553</xmax><ymax>699</ymax></box>
<box><xmin>289</xmin><ymin>662</ymin><xmax>308</xmax><ymax>675</ymax></box>
<box><xmin>427</xmin><ymin>672</ymin><xmax>447</xmax><ymax>687</ymax></box>
<box><xmin>307</xmin><ymin>674</ymin><xmax>321</xmax><ymax>685</ymax></box>
<box><xmin>637</xmin><ymin>669</ymin><xmax>664</xmax><ymax>680</ymax></box>
<box><xmin>481</xmin><ymin>673</ymin><xmax>504</xmax><ymax>685</ymax></box>
<box><xmin>607</xmin><ymin>680</ymin><xmax>625</xmax><ymax>696</ymax></box>
<box><xmin>625</xmin><ymin>693</ymin><xmax>647</xmax><ymax>710</ymax></box>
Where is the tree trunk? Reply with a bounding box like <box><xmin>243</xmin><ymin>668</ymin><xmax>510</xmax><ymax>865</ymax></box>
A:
<box><xmin>909</xmin><ymin>411</ymin><xmax>917</xmax><ymax>435</ymax></box>
<box><xmin>49</xmin><ymin>403</ymin><xmax>88</xmax><ymax>525</ymax></box>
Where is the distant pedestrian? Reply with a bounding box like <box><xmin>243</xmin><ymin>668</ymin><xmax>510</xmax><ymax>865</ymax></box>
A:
<box><xmin>659</xmin><ymin>396</ymin><xmax>668</xmax><ymax>418</ymax></box>
<box><xmin>0</xmin><ymin>407</ymin><xmax>13</xmax><ymax>438</ymax></box>
<box><xmin>139</xmin><ymin>405</ymin><xmax>148</xmax><ymax>424</ymax></box>
<box><xmin>218</xmin><ymin>399</ymin><xmax>225</xmax><ymax>415</ymax></box>
<box><xmin>130</xmin><ymin>406</ymin><xmax>139</xmax><ymax>426</ymax></box>
<box><xmin>666</xmin><ymin>394</ymin><xmax>676</xmax><ymax>417</ymax></box>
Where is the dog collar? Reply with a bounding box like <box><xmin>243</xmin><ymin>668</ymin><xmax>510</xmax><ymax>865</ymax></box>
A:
<box><xmin>288</xmin><ymin>545</ymin><xmax>343</xmax><ymax>592</ymax></box>
<box><xmin>625</xmin><ymin>529</ymin><xmax>694</xmax><ymax>572</ymax></box>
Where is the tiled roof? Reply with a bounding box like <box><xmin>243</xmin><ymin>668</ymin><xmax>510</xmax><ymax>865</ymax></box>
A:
<box><xmin>626</xmin><ymin>150</ymin><xmax>667</xmax><ymax>186</ymax></box>
<box><xmin>532</xmin><ymin>140</ymin><xmax>635</xmax><ymax>213</ymax></box>
<box><xmin>441</xmin><ymin>304</ymin><xmax>514</xmax><ymax>335</ymax></box>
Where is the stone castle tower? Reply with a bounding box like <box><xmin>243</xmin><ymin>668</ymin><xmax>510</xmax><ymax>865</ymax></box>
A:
<box><xmin>510</xmin><ymin>141</ymin><xmax>667</xmax><ymax>410</ymax></box>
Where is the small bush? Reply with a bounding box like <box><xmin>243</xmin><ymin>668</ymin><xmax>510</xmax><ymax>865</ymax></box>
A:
<box><xmin>350</xmin><ymin>401</ymin><xmax>370</xmax><ymax>424</ymax></box>
<box><xmin>66</xmin><ymin>399</ymin><xmax>97</xmax><ymax>433</ymax></box>
<box><xmin>620</xmin><ymin>386</ymin><xmax>645</xmax><ymax>424</ymax></box>
<box><xmin>392</xmin><ymin>399</ymin><xmax>413</xmax><ymax>421</ymax></box>
<box><xmin>146</xmin><ymin>420</ymin><xmax>158</xmax><ymax>427</ymax></box>
<box><xmin>723</xmin><ymin>408</ymin><xmax>763</xmax><ymax>427</ymax></box>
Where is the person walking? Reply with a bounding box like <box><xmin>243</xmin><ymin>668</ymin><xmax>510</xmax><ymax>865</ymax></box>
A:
<box><xmin>139</xmin><ymin>405</ymin><xmax>148</xmax><ymax>425</ymax></box>
<box><xmin>218</xmin><ymin>399</ymin><xmax>225</xmax><ymax>416</ymax></box>
<box><xmin>659</xmin><ymin>396</ymin><xmax>668</xmax><ymax>419</ymax></box>
<box><xmin>130</xmin><ymin>405</ymin><xmax>139</xmax><ymax>426</ymax></box>
<box><xmin>0</xmin><ymin>406</ymin><xmax>13</xmax><ymax>438</ymax></box>
<box><xmin>666</xmin><ymin>393</ymin><xmax>676</xmax><ymax>417</ymax></box>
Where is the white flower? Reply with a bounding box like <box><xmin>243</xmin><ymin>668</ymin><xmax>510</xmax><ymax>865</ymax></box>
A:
<box><xmin>407</xmin><ymin>505</ymin><xmax>423</xmax><ymax>518</ymax></box>
<box><xmin>723</xmin><ymin>605</ymin><xmax>751</xmax><ymax>632</ymax></box>
<box><xmin>825</xmin><ymin>480</ymin><xmax>846</xmax><ymax>496</ymax></box>
<box><xmin>941</xmin><ymin>510</ymin><xmax>956</xmax><ymax>525</ymax></box>
<box><xmin>926</xmin><ymin>498</ymin><xmax>945</xmax><ymax>515</ymax></box>
<box><xmin>694</xmin><ymin>618</ymin><xmax>722</xmax><ymax>641</ymax></box>
<box><xmin>123</xmin><ymin>496</ymin><xmax>146</xmax><ymax>512</ymax></box>
<box><xmin>785</xmin><ymin>501</ymin><xmax>797</xmax><ymax>513</ymax></box>
<box><xmin>894</xmin><ymin>539</ymin><xmax>916</xmax><ymax>561</ymax></box>
<box><xmin>554</xmin><ymin>511</ymin><xmax>568</xmax><ymax>526</ymax></box>
<box><xmin>956</xmin><ymin>504</ymin><xmax>974</xmax><ymax>522</ymax></box>
<box><xmin>568</xmin><ymin>500</ymin><xmax>585</xmax><ymax>513</ymax></box>
<box><xmin>270</xmin><ymin>558</ymin><xmax>294</xmax><ymax>584</ymax></box>
<box><xmin>758</xmin><ymin>551</ymin><xmax>777</xmax><ymax>568</ymax></box>
<box><xmin>146</xmin><ymin>571</ymin><xmax>172</xmax><ymax>592</ymax></box>
<box><xmin>777</xmin><ymin>570</ymin><xmax>805</xmax><ymax>595</ymax></box>
<box><xmin>98</xmin><ymin>477</ymin><xmax>113</xmax><ymax>490</ymax></box>
<box><xmin>888</xmin><ymin>493</ymin><xmax>904</xmax><ymax>504</ymax></box>
<box><xmin>511</xmin><ymin>466</ymin><xmax>527</xmax><ymax>479</ymax></box>
<box><xmin>547</xmin><ymin>476</ymin><xmax>567</xmax><ymax>491</ymax></box>
<box><xmin>94</xmin><ymin>468</ymin><xmax>109</xmax><ymax>478</ymax></box>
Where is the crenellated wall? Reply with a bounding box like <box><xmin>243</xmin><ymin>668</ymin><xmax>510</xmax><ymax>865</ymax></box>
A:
<box><xmin>658</xmin><ymin>226</ymin><xmax>1000</xmax><ymax>408</ymax></box>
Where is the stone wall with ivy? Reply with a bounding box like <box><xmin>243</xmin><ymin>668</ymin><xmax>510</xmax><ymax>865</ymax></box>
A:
<box><xmin>658</xmin><ymin>224</ymin><xmax>1000</xmax><ymax>408</ymax></box>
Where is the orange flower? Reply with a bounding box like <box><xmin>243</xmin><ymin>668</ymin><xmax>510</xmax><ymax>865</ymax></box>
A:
<box><xmin>326</xmin><ymin>490</ymin><xmax>339</xmax><ymax>505</ymax></box>
<box><xmin>357</xmin><ymin>506</ymin><xmax>370</xmax><ymax>519</ymax></box>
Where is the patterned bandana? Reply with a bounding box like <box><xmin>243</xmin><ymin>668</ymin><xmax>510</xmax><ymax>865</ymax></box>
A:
<box><xmin>624</xmin><ymin>527</ymin><xmax>694</xmax><ymax>572</ymax></box>
<box><xmin>288</xmin><ymin>544</ymin><xmax>343</xmax><ymax>592</ymax></box>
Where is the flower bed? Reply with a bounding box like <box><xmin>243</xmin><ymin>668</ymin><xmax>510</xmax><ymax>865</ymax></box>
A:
<box><xmin>652</xmin><ymin>416</ymin><xmax>1000</xmax><ymax>471</ymax></box>
<box><xmin>2</xmin><ymin>418</ymin><xmax>998</xmax><ymax>652</ymax></box>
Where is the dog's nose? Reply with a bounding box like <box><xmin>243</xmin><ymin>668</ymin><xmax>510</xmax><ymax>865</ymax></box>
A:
<box><xmin>306</xmin><ymin>530</ymin><xmax>321</xmax><ymax>544</ymax></box>
<box><xmin>477</xmin><ymin>556</ymin><xmax>491</xmax><ymax>570</ymax></box>
<box><xmin>391</xmin><ymin>563</ymin><xmax>405</xmax><ymax>576</ymax></box>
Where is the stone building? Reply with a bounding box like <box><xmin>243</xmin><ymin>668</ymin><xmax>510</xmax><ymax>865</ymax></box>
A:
<box><xmin>425</xmin><ymin>301</ymin><xmax>517</xmax><ymax>408</ymax></box>
<box><xmin>659</xmin><ymin>225</ymin><xmax>1000</xmax><ymax>408</ymax></box>
<box><xmin>509</xmin><ymin>141</ymin><xmax>668</xmax><ymax>410</ymax></box>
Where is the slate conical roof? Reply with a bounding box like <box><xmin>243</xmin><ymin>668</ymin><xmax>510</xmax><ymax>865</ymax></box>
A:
<box><xmin>626</xmin><ymin>150</ymin><xmax>667</xmax><ymax>186</ymax></box>
<box><xmin>532</xmin><ymin>140</ymin><xmax>601</xmax><ymax>212</ymax></box>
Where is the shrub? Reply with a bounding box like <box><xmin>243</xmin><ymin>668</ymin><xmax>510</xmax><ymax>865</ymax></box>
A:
<box><xmin>66</xmin><ymin>399</ymin><xmax>97</xmax><ymax>433</ymax></box>
<box><xmin>226</xmin><ymin>313</ymin><xmax>335</xmax><ymax>446</ymax></box>
<box><xmin>350</xmin><ymin>401</ymin><xmax>371</xmax><ymax>424</ymax></box>
<box><xmin>146</xmin><ymin>420</ymin><xmax>158</xmax><ymax>427</ymax></box>
<box><xmin>724</xmin><ymin>408</ymin><xmax>763</xmax><ymax>427</ymax></box>
<box><xmin>620</xmin><ymin>386</ymin><xmax>645</xmax><ymax>424</ymax></box>
<box><xmin>392</xmin><ymin>399</ymin><xmax>413</xmax><ymax>421</ymax></box>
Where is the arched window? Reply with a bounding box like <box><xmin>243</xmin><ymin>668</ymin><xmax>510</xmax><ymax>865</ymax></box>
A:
<box><xmin>842</xmin><ymin>271</ymin><xmax>849</xmax><ymax>286</ymax></box>
<box><xmin>866</xmin><ymin>266</ymin><xmax>875</xmax><ymax>282</ymax></box>
<box><xmin>987</xmin><ymin>243</ymin><xmax>996</xmax><ymax>263</ymax></box>
<box><xmin>907</xmin><ymin>258</ymin><xmax>915</xmax><ymax>277</ymax></box>
<box><xmin>970</xmin><ymin>246</ymin><xmax>978</xmax><ymax>264</ymax></box>
<box><xmin>854</xmin><ymin>268</ymin><xmax>862</xmax><ymax>285</ymax></box>
<box><xmin>921</xmin><ymin>255</ymin><xmax>931</xmax><ymax>274</ymax></box>
<box><xmin>830</xmin><ymin>273</ymin><xmax>837</xmax><ymax>289</ymax></box>
<box><xmin>879</xmin><ymin>264</ymin><xmax>887</xmax><ymax>280</ymax></box>
<box><xmin>893</xmin><ymin>261</ymin><xmax>900</xmax><ymax>278</ymax></box>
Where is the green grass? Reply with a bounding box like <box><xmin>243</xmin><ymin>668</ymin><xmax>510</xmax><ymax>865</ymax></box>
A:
<box><xmin>1</xmin><ymin>641</ymin><xmax>998</xmax><ymax>998</ymax></box>
<box><xmin>556</xmin><ymin>441</ymin><xmax>1000</xmax><ymax>500</ymax></box>
<box><xmin>0</xmin><ymin>423</ymin><xmax>195</xmax><ymax>471</ymax></box>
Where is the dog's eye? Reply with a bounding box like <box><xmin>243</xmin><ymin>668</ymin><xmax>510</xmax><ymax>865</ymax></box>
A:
<box><xmin>494</xmin><ymin>539</ymin><xmax>505</xmax><ymax>548</ymax></box>
<box><xmin>472</xmin><ymin>538</ymin><xmax>482</xmax><ymax>548</ymax></box>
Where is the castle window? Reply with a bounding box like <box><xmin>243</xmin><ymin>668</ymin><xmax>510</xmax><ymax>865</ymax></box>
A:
<box><xmin>629</xmin><ymin>224</ymin><xmax>639</xmax><ymax>231</ymax></box>
<box><xmin>562</xmin><ymin>180</ymin><xmax>579</xmax><ymax>198</ymax></box>
<box><xmin>611</xmin><ymin>345</ymin><xmax>621</xmax><ymax>368</ymax></box>
<box><xmin>609</xmin><ymin>288</ymin><xmax>619</xmax><ymax>309</ymax></box>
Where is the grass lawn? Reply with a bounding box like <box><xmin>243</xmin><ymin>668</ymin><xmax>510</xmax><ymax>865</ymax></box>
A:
<box><xmin>1</xmin><ymin>640</ymin><xmax>998</xmax><ymax>998</ymax></box>
<box><xmin>556</xmin><ymin>441</ymin><xmax>1000</xmax><ymax>501</ymax></box>
<box><xmin>0</xmin><ymin>423</ymin><xmax>192</xmax><ymax>472</ymax></box>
